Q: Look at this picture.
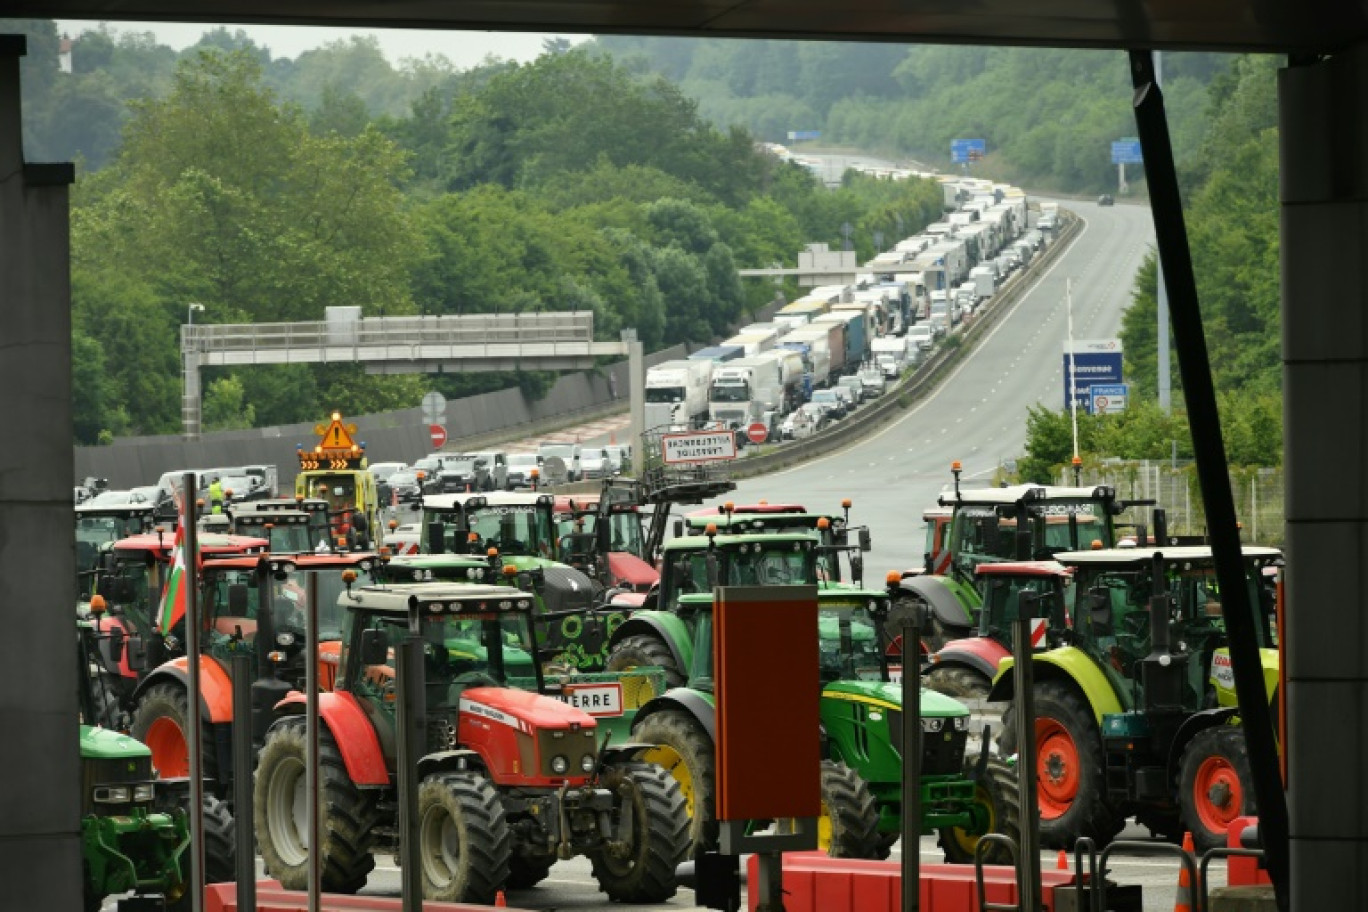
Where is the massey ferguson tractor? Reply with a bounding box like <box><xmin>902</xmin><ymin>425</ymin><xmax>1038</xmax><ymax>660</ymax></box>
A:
<box><xmin>254</xmin><ymin>581</ymin><xmax>689</xmax><ymax>904</ymax></box>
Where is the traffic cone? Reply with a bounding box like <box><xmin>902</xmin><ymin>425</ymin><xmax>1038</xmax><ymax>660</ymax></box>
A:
<box><xmin>495</xmin><ymin>890</ymin><xmax>508</xmax><ymax>907</ymax></box>
<box><xmin>1174</xmin><ymin>832</ymin><xmax>1196</xmax><ymax>912</ymax></box>
<box><xmin>1057</xmin><ymin>848</ymin><xmax>1068</xmax><ymax>871</ymax></box>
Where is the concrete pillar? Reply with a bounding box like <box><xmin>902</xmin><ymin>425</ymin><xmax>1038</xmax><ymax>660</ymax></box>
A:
<box><xmin>182</xmin><ymin>329</ymin><xmax>201</xmax><ymax>440</ymax></box>
<box><xmin>624</xmin><ymin>329</ymin><xmax>645</xmax><ymax>463</ymax></box>
<box><xmin>1280</xmin><ymin>45</ymin><xmax>1368</xmax><ymax>908</ymax></box>
<box><xmin>0</xmin><ymin>35</ymin><xmax>82</xmax><ymax>908</ymax></box>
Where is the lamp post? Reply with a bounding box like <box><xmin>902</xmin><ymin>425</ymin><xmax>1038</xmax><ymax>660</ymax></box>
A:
<box><xmin>187</xmin><ymin>302</ymin><xmax>205</xmax><ymax>326</ymax></box>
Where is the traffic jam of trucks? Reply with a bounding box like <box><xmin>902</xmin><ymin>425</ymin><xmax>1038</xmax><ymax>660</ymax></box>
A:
<box><xmin>66</xmin><ymin>179</ymin><xmax>1278</xmax><ymax>911</ymax></box>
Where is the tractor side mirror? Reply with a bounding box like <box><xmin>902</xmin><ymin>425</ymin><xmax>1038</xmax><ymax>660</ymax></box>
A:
<box><xmin>106</xmin><ymin>626</ymin><xmax>126</xmax><ymax>664</ymax></box>
<box><xmin>673</xmin><ymin>518</ymin><xmax>684</xmax><ymax>539</ymax></box>
<box><xmin>859</xmin><ymin>529</ymin><xmax>872</xmax><ymax>552</ymax></box>
<box><xmin>850</xmin><ymin>552</ymin><xmax>864</xmax><ymax>587</ymax></box>
<box><xmin>426</xmin><ymin>520</ymin><xmax>445</xmax><ymax>555</ymax></box>
<box><xmin>359</xmin><ymin>629</ymin><xmax>389</xmax><ymax>666</ymax></box>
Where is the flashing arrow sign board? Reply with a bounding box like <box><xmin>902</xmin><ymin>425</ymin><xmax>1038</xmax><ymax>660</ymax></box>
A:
<box><xmin>951</xmin><ymin>138</ymin><xmax>987</xmax><ymax>163</ymax></box>
<box><xmin>1090</xmin><ymin>383</ymin><xmax>1129</xmax><ymax>415</ymax></box>
<box><xmin>661</xmin><ymin>430</ymin><xmax>737</xmax><ymax>464</ymax></box>
<box><xmin>300</xmin><ymin>413</ymin><xmax>367</xmax><ymax>469</ymax></box>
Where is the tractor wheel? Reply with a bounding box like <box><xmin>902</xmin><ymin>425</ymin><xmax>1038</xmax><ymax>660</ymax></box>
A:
<box><xmin>254</xmin><ymin>720</ymin><xmax>378</xmax><ymax>893</ymax></box>
<box><xmin>506</xmin><ymin>853</ymin><xmax>555</xmax><ymax>890</ymax></box>
<box><xmin>1031</xmin><ymin>680</ymin><xmax>1124</xmax><ymax>849</ymax></box>
<box><xmin>939</xmin><ymin>755</ymin><xmax>1021</xmax><ymax>864</ymax></box>
<box><xmin>130</xmin><ymin>683</ymin><xmax>218</xmax><ymax>785</ymax></box>
<box><xmin>417</xmin><ymin>771</ymin><xmax>511</xmax><ymax>904</ymax></box>
<box><xmin>817</xmin><ymin>760</ymin><xmax>884</xmax><ymax>859</ymax></box>
<box><xmin>926</xmin><ymin>665</ymin><xmax>991</xmax><ymax>701</ymax></box>
<box><xmin>997</xmin><ymin>704</ymin><xmax>1019</xmax><ymax>756</ymax></box>
<box><xmin>633</xmin><ymin>710</ymin><xmax>716</xmax><ymax>857</ymax></box>
<box><xmin>605</xmin><ymin>635</ymin><xmax>686</xmax><ymax>689</ymax></box>
<box><xmin>165</xmin><ymin>794</ymin><xmax>236</xmax><ymax>911</ymax></box>
<box><xmin>1178</xmin><ymin>726</ymin><xmax>1257</xmax><ymax>853</ymax></box>
<box><xmin>590</xmin><ymin>760</ymin><xmax>689</xmax><ymax>902</ymax></box>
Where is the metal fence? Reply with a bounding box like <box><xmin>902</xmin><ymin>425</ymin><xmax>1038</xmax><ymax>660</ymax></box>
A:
<box><xmin>1058</xmin><ymin>461</ymin><xmax>1285</xmax><ymax>546</ymax></box>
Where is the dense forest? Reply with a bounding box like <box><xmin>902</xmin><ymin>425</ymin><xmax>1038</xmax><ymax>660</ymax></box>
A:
<box><xmin>4</xmin><ymin>20</ymin><xmax>1282</xmax><ymax>467</ymax></box>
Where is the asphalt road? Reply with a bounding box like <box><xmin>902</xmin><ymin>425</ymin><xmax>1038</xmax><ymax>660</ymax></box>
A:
<box><xmin>711</xmin><ymin>198</ymin><xmax>1156</xmax><ymax>583</ymax></box>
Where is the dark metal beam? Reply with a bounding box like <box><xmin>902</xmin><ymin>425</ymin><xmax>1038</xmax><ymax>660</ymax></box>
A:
<box><xmin>1127</xmin><ymin>49</ymin><xmax>1289</xmax><ymax>911</ymax></box>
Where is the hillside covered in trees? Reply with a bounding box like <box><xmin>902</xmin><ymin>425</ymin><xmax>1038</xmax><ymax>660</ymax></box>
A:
<box><xmin>6</xmin><ymin>20</ymin><xmax>1282</xmax><ymax>467</ymax></box>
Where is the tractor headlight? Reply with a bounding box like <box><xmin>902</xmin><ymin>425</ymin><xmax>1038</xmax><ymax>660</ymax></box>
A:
<box><xmin>581</xmin><ymin>755</ymin><xmax>596</xmax><ymax>772</ymax></box>
<box><xmin>921</xmin><ymin>718</ymin><xmax>944</xmax><ymax>733</ymax></box>
<box><xmin>93</xmin><ymin>786</ymin><xmax>130</xmax><ymax>804</ymax></box>
<box><xmin>276</xmin><ymin>632</ymin><xmax>296</xmax><ymax>647</ymax></box>
<box><xmin>550</xmin><ymin>755</ymin><xmax>569</xmax><ymax>775</ymax></box>
<box><xmin>132</xmin><ymin>784</ymin><xmax>156</xmax><ymax>803</ymax></box>
<box><xmin>953</xmin><ymin>716</ymin><xmax>969</xmax><ymax>732</ymax></box>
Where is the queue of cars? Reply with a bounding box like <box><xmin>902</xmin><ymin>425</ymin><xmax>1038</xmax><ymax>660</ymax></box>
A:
<box><xmin>370</xmin><ymin>441</ymin><xmax>634</xmax><ymax>504</ymax></box>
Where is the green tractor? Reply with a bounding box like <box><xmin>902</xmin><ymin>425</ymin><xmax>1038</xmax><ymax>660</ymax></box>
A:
<box><xmin>77</xmin><ymin>621</ymin><xmax>235</xmax><ymax>911</ymax></box>
<box><xmin>606</xmin><ymin>530</ymin><xmax>1019</xmax><ymax>861</ymax></box>
<box><xmin>987</xmin><ymin>545</ymin><xmax>1282</xmax><ymax>852</ymax></box>
<box><xmin>890</xmin><ymin>473</ymin><xmax>1146</xmax><ymax>655</ymax></box>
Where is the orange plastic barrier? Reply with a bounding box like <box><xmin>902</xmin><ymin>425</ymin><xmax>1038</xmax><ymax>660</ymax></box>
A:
<box><xmin>745</xmin><ymin>853</ymin><xmax>1082</xmax><ymax>912</ymax></box>
<box><xmin>1226</xmin><ymin>816</ymin><xmax>1272</xmax><ymax>887</ymax></box>
<box><xmin>204</xmin><ymin>881</ymin><xmax>533</xmax><ymax>911</ymax></box>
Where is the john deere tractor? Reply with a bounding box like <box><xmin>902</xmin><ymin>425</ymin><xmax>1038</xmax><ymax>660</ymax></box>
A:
<box><xmin>78</xmin><ymin>621</ymin><xmax>234</xmax><ymax>911</ymax></box>
<box><xmin>606</xmin><ymin>530</ymin><xmax>1019</xmax><ymax>861</ymax></box>
<box><xmin>987</xmin><ymin>545</ymin><xmax>1282</xmax><ymax>851</ymax></box>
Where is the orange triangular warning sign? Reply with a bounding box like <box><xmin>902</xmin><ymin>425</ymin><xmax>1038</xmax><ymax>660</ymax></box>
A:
<box><xmin>320</xmin><ymin>418</ymin><xmax>355</xmax><ymax>450</ymax></box>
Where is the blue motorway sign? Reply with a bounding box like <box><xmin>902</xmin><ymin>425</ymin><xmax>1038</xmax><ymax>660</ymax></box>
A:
<box><xmin>1063</xmin><ymin>350</ymin><xmax>1123</xmax><ymax>413</ymax></box>
<box><xmin>1111</xmin><ymin>139</ymin><xmax>1143</xmax><ymax>165</ymax></box>
<box><xmin>787</xmin><ymin>130</ymin><xmax>822</xmax><ymax>141</ymax></box>
<box><xmin>951</xmin><ymin>138</ymin><xmax>987</xmax><ymax>164</ymax></box>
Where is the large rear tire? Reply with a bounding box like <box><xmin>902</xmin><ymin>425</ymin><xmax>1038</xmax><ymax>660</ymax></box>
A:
<box><xmin>165</xmin><ymin>794</ymin><xmax>236</xmax><ymax>911</ymax></box>
<box><xmin>416</xmin><ymin>771</ymin><xmax>512</xmax><ymax>904</ymax></box>
<box><xmin>818</xmin><ymin>760</ymin><xmax>884</xmax><ymax>859</ymax></box>
<box><xmin>938</xmin><ymin>756</ymin><xmax>1021</xmax><ymax>864</ymax></box>
<box><xmin>590</xmin><ymin>760</ymin><xmax>689</xmax><ymax>903</ymax></box>
<box><xmin>605</xmin><ymin>634</ymin><xmax>686</xmax><ymax>689</ymax></box>
<box><xmin>926</xmin><ymin>665</ymin><xmax>991</xmax><ymax>701</ymax></box>
<box><xmin>633</xmin><ymin>710</ymin><xmax>716</xmax><ymax>857</ymax></box>
<box><xmin>1030</xmin><ymin>680</ymin><xmax>1124</xmax><ymax>849</ymax></box>
<box><xmin>254</xmin><ymin>720</ymin><xmax>378</xmax><ymax>893</ymax></box>
<box><xmin>130</xmin><ymin>682</ymin><xmax>218</xmax><ymax>785</ymax></box>
<box><xmin>1178</xmin><ymin>725</ymin><xmax>1256</xmax><ymax>853</ymax></box>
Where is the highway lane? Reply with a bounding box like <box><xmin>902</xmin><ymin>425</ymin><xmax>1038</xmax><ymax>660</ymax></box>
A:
<box><xmin>709</xmin><ymin>200</ymin><xmax>1156</xmax><ymax>581</ymax></box>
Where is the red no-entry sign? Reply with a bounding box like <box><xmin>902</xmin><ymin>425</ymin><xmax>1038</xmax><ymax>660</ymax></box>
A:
<box><xmin>747</xmin><ymin>422</ymin><xmax>768</xmax><ymax>445</ymax></box>
<box><xmin>429</xmin><ymin>424</ymin><xmax>447</xmax><ymax>449</ymax></box>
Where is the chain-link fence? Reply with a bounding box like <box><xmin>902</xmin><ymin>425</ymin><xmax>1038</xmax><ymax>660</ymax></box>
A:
<box><xmin>1055</xmin><ymin>461</ymin><xmax>1285</xmax><ymax>546</ymax></box>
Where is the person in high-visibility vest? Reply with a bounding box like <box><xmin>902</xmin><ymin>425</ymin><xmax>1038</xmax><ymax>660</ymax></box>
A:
<box><xmin>208</xmin><ymin>478</ymin><xmax>225</xmax><ymax>514</ymax></box>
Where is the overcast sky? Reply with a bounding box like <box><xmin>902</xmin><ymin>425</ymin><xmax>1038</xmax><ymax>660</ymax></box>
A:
<box><xmin>56</xmin><ymin>21</ymin><xmax>584</xmax><ymax>69</ymax></box>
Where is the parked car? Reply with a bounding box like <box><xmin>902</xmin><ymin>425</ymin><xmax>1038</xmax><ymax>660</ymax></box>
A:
<box><xmin>426</xmin><ymin>456</ymin><xmax>488</xmax><ymax>493</ymax></box>
<box><xmin>465</xmin><ymin>451</ymin><xmax>508</xmax><ymax>490</ymax></box>
<box><xmin>780</xmin><ymin>402</ymin><xmax>829</xmax><ymax>440</ymax></box>
<box><xmin>537</xmin><ymin>442</ymin><xmax>583</xmax><ymax>482</ymax></box>
<box><xmin>908</xmin><ymin>324</ymin><xmax>935</xmax><ymax>351</ymax></box>
<box><xmin>858</xmin><ymin>367</ymin><xmax>886</xmax><ymax>397</ymax></box>
<box><xmin>831</xmin><ymin>384</ymin><xmax>857</xmax><ymax>414</ymax></box>
<box><xmin>505</xmin><ymin>452</ymin><xmax>543</xmax><ymax>490</ymax></box>
<box><xmin>838</xmin><ymin>375</ymin><xmax>869</xmax><ymax>403</ymax></box>
<box><xmin>385</xmin><ymin>470</ymin><xmax>424</xmax><ymax>505</ymax></box>
<box><xmin>1098</xmin><ymin>193</ymin><xmax>1115</xmax><ymax>207</ymax></box>
<box><xmin>580</xmin><ymin>447</ymin><xmax>613</xmax><ymax>480</ymax></box>
<box><xmin>603</xmin><ymin>444</ymin><xmax>632</xmax><ymax>474</ymax></box>
<box><xmin>809</xmin><ymin>388</ymin><xmax>847</xmax><ymax>419</ymax></box>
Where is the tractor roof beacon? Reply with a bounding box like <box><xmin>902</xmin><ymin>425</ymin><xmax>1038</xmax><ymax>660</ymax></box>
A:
<box><xmin>253</xmin><ymin>581</ymin><xmax>690</xmax><ymax>904</ymax></box>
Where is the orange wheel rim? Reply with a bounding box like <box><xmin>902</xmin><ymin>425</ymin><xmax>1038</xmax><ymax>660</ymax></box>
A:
<box><xmin>145</xmin><ymin>717</ymin><xmax>189</xmax><ymax>778</ymax></box>
<box><xmin>1193</xmin><ymin>755</ymin><xmax>1243</xmax><ymax>833</ymax></box>
<box><xmin>1035</xmin><ymin>718</ymin><xmax>1079</xmax><ymax>819</ymax></box>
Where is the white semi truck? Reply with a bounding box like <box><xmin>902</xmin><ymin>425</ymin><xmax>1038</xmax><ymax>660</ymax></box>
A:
<box><xmin>644</xmin><ymin>358</ymin><xmax>713</xmax><ymax>431</ymax></box>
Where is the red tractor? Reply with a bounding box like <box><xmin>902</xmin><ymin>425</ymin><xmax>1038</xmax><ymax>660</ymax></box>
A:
<box><xmin>254</xmin><ymin>581</ymin><xmax>689</xmax><ymax>904</ymax></box>
<box><xmin>128</xmin><ymin>552</ymin><xmax>384</xmax><ymax>795</ymax></box>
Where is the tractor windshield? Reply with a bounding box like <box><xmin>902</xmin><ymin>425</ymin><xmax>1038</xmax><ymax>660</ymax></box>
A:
<box><xmin>817</xmin><ymin>598</ymin><xmax>885</xmax><ymax>683</ymax></box>
<box><xmin>466</xmin><ymin>505</ymin><xmax>555</xmax><ymax>558</ymax></box>
<box><xmin>977</xmin><ymin>575</ymin><xmax>1072</xmax><ymax>639</ymax></box>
